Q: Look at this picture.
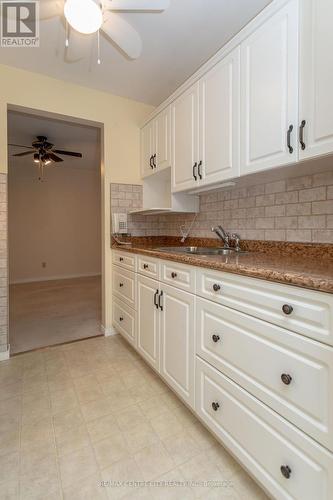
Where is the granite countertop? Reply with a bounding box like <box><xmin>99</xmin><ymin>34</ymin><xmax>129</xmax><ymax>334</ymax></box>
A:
<box><xmin>111</xmin><ymin>237</ymin><xmax>333</xmax><ymax>293</ymax></box>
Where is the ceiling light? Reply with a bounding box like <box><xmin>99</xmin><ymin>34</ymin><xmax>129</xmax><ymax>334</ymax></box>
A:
<box><xmin>33</xmin><ymin>153</ymin><xmax>40</xmax><ymax>163</ymax></box>
<box><xmin>64</xmin><ymin>0</ymin><xmax>103</xmax><ymax>35</ymax></box>
<box><xmin>42</xmin><ymin>154</ymin><xmax>51</xmax><ymax>166</ymax></box>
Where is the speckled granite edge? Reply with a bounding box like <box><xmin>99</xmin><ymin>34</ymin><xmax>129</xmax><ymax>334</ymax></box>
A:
<box><xmin>113</xmin><ymin>236</ymin><xmax>333</xmax><ymax>260</ymax></box>
<box><xmin>111</xmin><ymin>237</ymin><xmax>333</xmax><ymax>294</ymax></box>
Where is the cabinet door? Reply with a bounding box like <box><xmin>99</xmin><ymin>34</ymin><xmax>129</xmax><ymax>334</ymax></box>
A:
<box><xmin>171</xmin><ymin>83</ymin><xmax>199</xmax><ymax>192</ymax></box>
<box><xmin>137</xmin><ymin>275</ymin><xmax>160</xmax><ymax>371</ymax></box>
<box><xmin>155</xmin><ymin>107</ymin><xmax>171</xmax><ymax>171</ymax></box>
<box><xmin>160</xmin><ymin>283</ymin><xmax>195</xmax><ymax>407</ymax></box>
<box><xmin>141</xmin><ymin>122</ymin><xmax>154</xmax><ymax>177</ymax></box>
<box><xmin>199</xmin><ymin>47</ymin><xmax>240</xmax><ymax>186</ymax></box>
<box><xmin>299</xmin><ymin>0</ymin><xmax>333</xmax><ymax>159</ymax></box>
<box><xmin>240</xmin><ymin>0</ymin><xmax>298</xmax><ymax>175</ymax></box>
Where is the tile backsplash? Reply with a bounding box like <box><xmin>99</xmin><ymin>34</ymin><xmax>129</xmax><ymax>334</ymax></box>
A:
<box><xmin>111</xmin><ymin>169</ymin><xmax>333</xmax><ymax>243</ymax></box>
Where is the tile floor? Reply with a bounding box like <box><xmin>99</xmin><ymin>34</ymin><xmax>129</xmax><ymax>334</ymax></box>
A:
<box><xmin>0</xmin><ymin>334</ymin><xmax>269</xmax><ymax>500</ymax></box>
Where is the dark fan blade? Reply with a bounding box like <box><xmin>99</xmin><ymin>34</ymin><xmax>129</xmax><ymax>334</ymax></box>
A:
<box><xmin>53</xmin><ymin>149</ymin><xmax>83</xmax><ymax>158</ymax></box>
<box><xmin>13</xmin><ymin>151</ymin><xmax>35</xmax><ymax>157</ymax></box>
<box><xmin>48</xmin><ymin>153</ymin><xmax>63</xmax><ymax>163</ymax></box>
<box><xmin>8</xmin><ymin>143</ymin><xmax>34</xmax><ymax>149</ymax></box>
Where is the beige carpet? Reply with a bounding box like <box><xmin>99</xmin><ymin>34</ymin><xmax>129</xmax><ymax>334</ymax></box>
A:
<box><xmin>9</xmin><ymin>276</ymin><xmax>102</xmax><ymax>354</ymax></box>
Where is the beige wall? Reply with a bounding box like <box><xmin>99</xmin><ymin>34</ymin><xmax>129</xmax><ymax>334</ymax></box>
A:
<box><xmin>9</xmin><ymin>164</ymin><xmax>101</xmax><ymax>283</ymax></box>
<box><xmin>0</xmin><ymin>63</ymin><xmax>154</xmax><ymax>336</ymax></box>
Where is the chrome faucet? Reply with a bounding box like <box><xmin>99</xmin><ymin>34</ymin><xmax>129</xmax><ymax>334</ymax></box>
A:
<box><xmin>211</xmin><ymin>225</ymin><xmax>230</xmax><ymax>248</ymax></box>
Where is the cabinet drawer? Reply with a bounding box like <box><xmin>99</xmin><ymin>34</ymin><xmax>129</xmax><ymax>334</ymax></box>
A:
<box><xmin>112</xmin><ymin>297</ymin><xmax>136</xmax><ymax>346</ymax></box>
<box><xmin>196</xmin><ymin>357</ymin><xmax>333</xmax><ymax>500</ymax></box>
<box><xmin>196</xmin><ymin>268</ymin><xmax>333</xmax><ymax>346</ymax></box>
<box><xmin>112</xmin><ymin>265</ymin><xmax>136</xmax><ymax>309</ymax></box>
<box><xmin>160</xmin><ymin>260</ymin><xmax>196</xmax><ymax>293</ymax></box>
<box><xmin>196</xmin><ymin>297</ymin><xmax>333</xmax><ymax>450</ymax></box>
<box><xmin>112</xmin><ymin>250</ymin><xmax>136</xmax><ymax>271</ymax></box>
<box><xmin>137</xmin><ymin>255</ymin><xmax>160</xmax><ymax>280</ymax></box>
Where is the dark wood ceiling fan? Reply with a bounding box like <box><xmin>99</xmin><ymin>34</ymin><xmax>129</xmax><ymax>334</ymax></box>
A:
<box><xmin>9</xmin><ymin>136</ymin><xmax>83</xmax><ymax>164</ymax></box>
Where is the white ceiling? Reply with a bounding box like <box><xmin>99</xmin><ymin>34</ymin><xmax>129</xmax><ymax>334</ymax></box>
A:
<box><xmin>0</xmin><ymin>0</ymin><xmax>271</xmax><ymax>105</ymax></box>
<box><xmin>8</xmin><ymin>111</ymin><xmax>100</xmax><ymax>172</ymax></box>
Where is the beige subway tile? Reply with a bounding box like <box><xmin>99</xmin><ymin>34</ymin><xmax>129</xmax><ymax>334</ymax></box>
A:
<box><xmin>264</xmin><ymin>230</ymin><xmax>286</xmax><ymax>241</ymax></box>
<box><xmin>286</xmin><ymin>202</ymin><xmax>311</xmax><ymax>216</ymax></box>
<box><xmin>247</xmin><ymin>184</ymin><xmax>265</xmax><ymax>197</ymax></box>
<box><xmin>299</xmin><ymin>186</ymin><xmax>326</xmax><ymax>202</ymax></box>
<box><xmin>312</xmin><ymin>230</ymin><xmax>333</xmax><ymax>243</ymax></box>
<box><xmin>275</xmin><ymin>191</ymin><xmax>298</xmax><ymax>205</ymax></box>
<box><xmin>312</xmin><ymin>200</ymin><xmax>333</xmax><ymax>214</ymax></box>
<box><xmin>275</xmin><ymin>216</ymin><xmax>298</xmax><ymax>229</ymax></box>
<box><xmin>313</xmin><ymin>171</ymin><xmax>333</xmax><ymax>187</ymax></box>
<box><xmin>238</xmin><ymin>197</ymin><xmax>256</xmax><ymax>208</ymax></box>
<box><xmin>327</xmin><ymin>215</ymin><xmax>333</xmax><ymax>228</ymax></box>
<box><xmin>265</xmin><ymin>180</ymin><xmax>286</xmax><ymax>194</ymax></box>
<box><xmin>286</xmin><ymin>229</ymin><xmax>312</xmax><ymax>242</ymax></box>
<box><xmin>264</xmin><ymin>205</ymin><xmax>285</xmax><ymax>217</ymax></box>
<box><xmin>327</xmin><ymin>186</ymin><xmax>333</xmax><ymax>199</ymax></box>
<box><xmin>255</xmin><ymin>194</ymin><xmax>275</xmax><ymax>207</ymax></box>
<box><xmin>286</xmin><ymin>175</ymin><xmax>312</xmax><ymax>191</ymax></box>
<box><xmin>255</xmin><ymin>218</ymin><xmax>275</xmax><ymax>229</ymax></box>
<box><xmin>298</xmin><ymin>215</ymin><xmax>326</xmax><ymax>229</ymax></box>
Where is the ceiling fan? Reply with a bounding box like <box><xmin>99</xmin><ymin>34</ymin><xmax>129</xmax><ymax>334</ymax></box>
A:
<box><xmin>9</xmin><ymin>136</ymin><xmax>83</xmax><ymax>180</ymax></box>
<box><xmin>40</xmin><ymin>0</ymin><xmax>170</xmax><ymax>60</ymax></box>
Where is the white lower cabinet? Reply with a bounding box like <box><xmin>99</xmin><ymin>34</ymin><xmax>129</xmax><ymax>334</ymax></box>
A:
<box><xmin>137</xmin><ymin>274</ymin><xmax>195</xmax><ymax>407</ymax></box>
<box><xmin>112</xmin><ymin>250</ymin><xmax>333</xmax><ymax>499</ymax></box>
<box><xmin>112</xmin><ymin>296</ymin><xmax>136</xmax><ymax>347</ymax></box>
<box><xmin>160</xmin><ymin>283</ymin><xmax>195</xmax><ymax>407</ymax></box>
<box><xmin>196</xmin><ymin>357</ymin><xmax>333</xmax><ymax>500</ymax></box>
<box><xmin>137</xmin><ymin>275</ymin><xmax>160</xmax><ymax>372</ymax></box>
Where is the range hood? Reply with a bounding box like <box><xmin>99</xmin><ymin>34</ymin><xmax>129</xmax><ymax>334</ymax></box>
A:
<box><xmin>130</xmin><ymin>168</ymin><xmax>199</xmax><ymax>215</ymax></box>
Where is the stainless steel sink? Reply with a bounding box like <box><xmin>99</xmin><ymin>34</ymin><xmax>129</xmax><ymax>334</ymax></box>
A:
<box><xmin>155</xmin><ymin>246</ymin><xmax>246</xmax><ymax>256</ymax></box>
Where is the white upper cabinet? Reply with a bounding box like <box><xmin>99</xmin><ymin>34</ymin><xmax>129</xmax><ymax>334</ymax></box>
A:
<box><xmin>199</xmin><ymin>47</ymin><xmax>241</xmax><ymax>186</ymax></box>
<box><xmin>171</xmin><ymin>83</ymin><xmax>199</xmax><ymax>192</ymax></box>
<box><xmin>141</xmin><ymin>121</ymin><xmax>155</xmax><ymax>177</ymax></box>
<box><xmin>155</xmin><ymin>107</ymin><xmax>171</xmax><ymax>171</ymax></box>
<box><xmin>141</xmin><ymin>107</ymin><xmax>171</xmax><ymax>178</ymax></box>
<box><xmin>240</xmin><ymin>0</ymin><xmax>298</xmax><ymax>175</ymax></box>
<box><xmin>299</xmin><ymin>0</ymin><xmax>333</xmax><ymax>159</ymax></box>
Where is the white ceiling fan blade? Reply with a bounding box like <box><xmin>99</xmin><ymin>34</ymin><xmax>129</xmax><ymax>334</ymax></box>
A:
<box><xmin>39</xmin><ymin>0</ymin><xmax>63</xmax><ymax>20</ymax></box>
<box><xmin>104</xmin><ymin>0</ymin><xmax>169</xmax><ymax>12</ymax></box>
<box><xmin>101</xmin><ymin>13</ymin><xmax>142</xmax><ymax>59</ymax></box>
<box><xmin>65</xmin><ymin>29</ymin><xmax>92</xmax><ymax>62</ymax></box>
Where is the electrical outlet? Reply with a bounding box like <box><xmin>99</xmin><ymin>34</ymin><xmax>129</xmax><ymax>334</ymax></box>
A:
<box><xmin>42</xmin><ymin>262</ymin><xmax>46</xmax><ymax>268</ymax></box>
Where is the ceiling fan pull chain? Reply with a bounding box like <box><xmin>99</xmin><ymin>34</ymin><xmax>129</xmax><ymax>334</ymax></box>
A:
<box><xmin>97</xmin><ymin>30</ymin><xmax>101</xmax><ymax>65</ymax></box>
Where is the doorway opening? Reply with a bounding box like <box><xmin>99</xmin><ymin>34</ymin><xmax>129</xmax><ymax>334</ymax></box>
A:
<box><xmin>8</xmin><ymin>109</ymin><xmax>103</xmax><ymax>354</ymax></box>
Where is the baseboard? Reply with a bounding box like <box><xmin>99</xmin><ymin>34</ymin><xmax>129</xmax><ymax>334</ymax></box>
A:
<box><xmin>10</xmin><ymin>273</ymin><xmax>102</xmax><ymax>285</ymax></box>
<box><xmin>101</xmin><ymin>324</ymin><xmax>119</xmax><ymax>337</ymax></box>
<box><xmin>0</xmin><ymin>345</ymin><xmax>10</xmax><ymax>361</ymax></box>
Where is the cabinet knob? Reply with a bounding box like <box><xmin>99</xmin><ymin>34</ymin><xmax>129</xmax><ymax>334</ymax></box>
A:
<box><xmin>143</xmin><ymin>264</ymin><xmax>149</xmax><ymax>270</ymax></box>
<box><xmin>119</xmin><ymin>316</ymin><xmax>124</xmax><ymax>322</ymax></box>
<box><xmin>119</xmin><ymin>282</ymin><xmax>124</xmax><ymax>288</ymax></box>
<box><xmin>280</xmin><ymin>465</ymin><xmax>291</xmax><ymax>479</ymax></box>
<box><xmin>282</xmin><ymin>304</ymin><xmax>293</xmax><ymax>315</ymax></box>
<box><xmin>211</xmin><ymin>401</ymin><xmax>220</xmax><ymax>412</ymax></box>
<box><xmin>281</xmin><ymin>373</ymin><xmax>292</xmax><ymax>385</ymax></box>
<box><xmin>212</xmin><ymin>334</ymin><xmax>220</xmax><ymax>343</ymax></box>
<box><xmin>213</xmin><ymin>283</ymin><xmax>221</xmax><ymax>292</ymax></box>
<box><xmin>171</xmin><ymin>272</ymin><xmax>177</xmax><ymax>279</ymax></box>
<box><xmin>119</xmin><ymin>257</ymin><xmax>124</xmax><ymax>262</ymax></box>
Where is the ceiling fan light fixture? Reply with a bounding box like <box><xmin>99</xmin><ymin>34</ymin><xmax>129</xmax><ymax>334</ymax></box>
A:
<box><xmin>42</xmin><ymin>155</ymin><xmax>51</xmax><ymax>166</ymax></box>
<box><xmin>64</xmin><ymin>0</ymin><xmax>103</xmax><ymax>35</ymax></box>
<box><xmin>33</xmin><ymin>152</ymin><xmax>40</xmax><ymax>163</ymax></box>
